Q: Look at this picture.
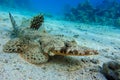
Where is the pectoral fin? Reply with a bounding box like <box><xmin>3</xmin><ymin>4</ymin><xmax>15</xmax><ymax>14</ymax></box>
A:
<box><xmin>20</xmin><ymin>42</ymin><xmax>49</xmax><ymax>64</ymax></box>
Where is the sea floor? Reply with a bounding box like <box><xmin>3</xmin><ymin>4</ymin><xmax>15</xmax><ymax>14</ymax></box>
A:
<box><xmin>0</xmin><ymin>11</ymin><xmax>120</xmax><ymax>80</ymax></box>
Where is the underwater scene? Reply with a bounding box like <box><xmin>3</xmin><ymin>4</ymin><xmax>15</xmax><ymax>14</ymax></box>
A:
<box><xmin>0</xmin><ymin>0</ymin><xmax>120</xmax><ymax>80</ymax></box>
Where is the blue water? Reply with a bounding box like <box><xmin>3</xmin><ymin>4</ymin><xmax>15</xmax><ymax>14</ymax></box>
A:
<box><xmin>0</xmin><ymin>0</ymin><xmax>111</xmax><ymax>15</ymax></box>
<box><xmin>0</xmin><ymin>0</ymin><xmax>119</xmax><ymax>14</ymax></box>
<box><xmin>0</xmin><ymin>0</ymin><xmax>120</xmax><ymax>26</ymax></box>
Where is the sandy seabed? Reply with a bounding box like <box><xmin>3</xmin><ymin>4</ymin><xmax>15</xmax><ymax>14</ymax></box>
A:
<box><xmin>0</xmin><ymin>11</ymin><xmax>120</xmax><ymax>80</ymax></box>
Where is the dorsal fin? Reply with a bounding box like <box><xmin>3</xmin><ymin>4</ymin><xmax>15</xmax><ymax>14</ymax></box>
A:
<box><xmin>9</xmin><ymin>13</ymin><xmax>18</xmax><ymax>35</ymax></box>
<box><xmin>30</xmin><ymin>14</ymin><xmax>44</xmax><ymax>30</ymax></box>
<box><xmin>51</xmin><ymin>46</ymin><xmax>98</xmax><ymax>56</ymax></box>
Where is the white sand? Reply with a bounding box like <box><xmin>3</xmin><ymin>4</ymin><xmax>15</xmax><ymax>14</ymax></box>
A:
<box><xmin>0</xmin><ymin>11</ymin><xmax>120</xmax><ymax>80</ymax></box>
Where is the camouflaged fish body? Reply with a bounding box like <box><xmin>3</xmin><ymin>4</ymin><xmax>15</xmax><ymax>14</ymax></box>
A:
<box><xmin>39</xmin><ymin>35</ymin><xmax>98</xmax><ymax>56</ymax></box>
<box><xmin>3</xmin><ymin>13</ymin><xmax>98</xmax><ymax>64</ymax></box>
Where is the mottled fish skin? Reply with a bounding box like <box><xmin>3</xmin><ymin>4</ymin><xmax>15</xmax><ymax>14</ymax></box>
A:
<box><xmin>39</xmin><ymin>36</ymin><xmax>98</xmax><ymax>56</ymax></box>
<box><xmin>3</xmin><ymin>38</ymin><xmax>49</xmax><ymax>64</ymax></box>
<box><xmin>3</xmin><ymin>38</ymin><xmax>25</xmax><ymax>53</ymax></box>
<box><xmin>20</xmin><ymin>41</ymin><xmax>49</xmax><ymax>64</ymax></box>
<box><xmin>39</xmin><ymin>35</ymin><xmax>65</xmax><ymax>56</ymax></box>
<box><xmin>50</xmin><ymin>45</ymin><xmax>98</xmax><ymax>56</ymax></box>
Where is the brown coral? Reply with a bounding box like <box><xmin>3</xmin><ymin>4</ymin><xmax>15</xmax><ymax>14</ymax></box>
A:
<box><xmin>30</xmin><ymin>14</ymin><xmax>44</xmax><ymax>30</ymax></box>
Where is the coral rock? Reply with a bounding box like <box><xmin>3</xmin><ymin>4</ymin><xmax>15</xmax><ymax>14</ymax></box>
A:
<box><xmin>102</xmin><ymin>61</ymin><xmax>120</xmax><ymax>80</ymax></box>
